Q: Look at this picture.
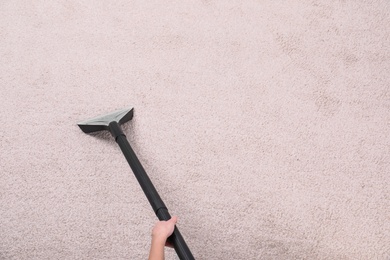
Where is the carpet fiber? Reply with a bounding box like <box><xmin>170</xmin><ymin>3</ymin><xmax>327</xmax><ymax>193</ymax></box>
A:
<box><xmin>1</xmin><ymin>1</ymin><xmax>389</xmax><ymax>259</ymax></box>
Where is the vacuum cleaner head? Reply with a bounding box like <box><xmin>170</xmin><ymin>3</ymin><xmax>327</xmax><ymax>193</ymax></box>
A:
<box><xmin>77</xmin><ymin>107</ymin><xmax>134</xmax><ymax>133</ymax></box>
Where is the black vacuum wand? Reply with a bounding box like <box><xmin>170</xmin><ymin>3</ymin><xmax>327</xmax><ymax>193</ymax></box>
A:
<box><xmin>78</xmin><ymin>108</ymin><xmax>195</xmax><ymax>260</ymax></box>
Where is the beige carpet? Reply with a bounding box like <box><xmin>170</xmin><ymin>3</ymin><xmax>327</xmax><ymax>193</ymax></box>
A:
<box><xmin>1</xmin><ymin>1</ymin><xmax>389</xmax><ymax>259</ymax></box>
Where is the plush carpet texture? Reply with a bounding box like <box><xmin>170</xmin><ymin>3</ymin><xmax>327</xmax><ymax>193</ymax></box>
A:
<box><xmin>1</xmin><ymin>1</ymin><xmax>389</xmax><ymax>259</ymax></box>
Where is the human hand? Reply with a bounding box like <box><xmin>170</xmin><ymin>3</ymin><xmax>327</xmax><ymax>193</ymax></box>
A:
<box><xmin>149</xmin><ymin>216</ymin><xmax>178</xmax><ymax>260</ymax></box>
<box><xmin>151</xmin><ymin>216</ymin><xmax>178</xmax><ymax>246</ymax></box>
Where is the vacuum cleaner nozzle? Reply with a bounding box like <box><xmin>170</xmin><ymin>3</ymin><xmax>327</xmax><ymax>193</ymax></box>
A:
<box><xmin>77</xmin><ymin>107</ymin><xmax>134</xmax><ymax>133</ymax></box>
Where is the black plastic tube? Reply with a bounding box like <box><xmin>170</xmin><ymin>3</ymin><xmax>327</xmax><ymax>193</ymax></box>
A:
<box><xmin>109</xmin><ymin>121</ymin><xmax>195</xmax><ymax>260</ymax></box>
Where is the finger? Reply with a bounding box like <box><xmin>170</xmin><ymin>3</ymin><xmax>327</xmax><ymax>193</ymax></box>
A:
<box><xmin>169</xmin><ymin>216</ymin><xmax>178</xmax><ymax>224</ymax></box>
<box><xmin>165</xmin><ymin>241</ymin><xmax>174</xmax><ymax>248</ymax></box>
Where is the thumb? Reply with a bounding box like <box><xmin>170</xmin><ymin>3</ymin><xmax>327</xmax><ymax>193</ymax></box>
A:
<box><xmin>169</xmin><ymin>216</ymin><xmax>178</xmax><ymax>224</ymax></box>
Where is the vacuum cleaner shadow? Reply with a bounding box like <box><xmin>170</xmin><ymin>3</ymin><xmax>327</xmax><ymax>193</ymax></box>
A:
<box><xmin>77</xmin><ymin>107</ymin><xmax>195</xmax><ymax>260</ymax></box>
